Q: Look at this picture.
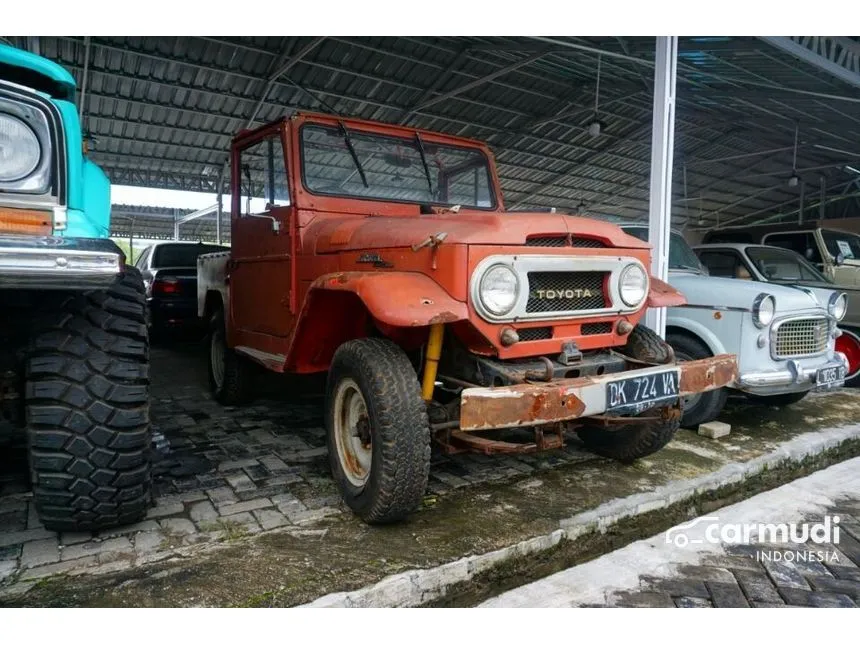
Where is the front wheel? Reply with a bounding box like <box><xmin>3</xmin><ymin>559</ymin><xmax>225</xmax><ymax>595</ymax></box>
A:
<box><xmin>577</xmin><ymin>410</ymin><xmax>680</xmax><ymax>463</ymax></box>
<box><xmin>667</xmin><ymin>333</ymin><xmax>728</xmax><ymax>428</ymax></box>
<box><xmin>326</xmin><ymin>338</ymin><xmax>431</xmax><ymax>524</ymax></box>
<box><xmin>26</xmin><ymin>268</ymin><xmax>152</xmax><ymax>532</ymax></box>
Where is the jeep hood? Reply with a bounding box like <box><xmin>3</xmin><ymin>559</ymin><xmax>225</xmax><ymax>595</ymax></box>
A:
<box><xmin>309</xmin><ymin>211</ymin><xmax>649</xmax><ymax>253</ymax></box>
<box><xmin>667</xmin><ymin>272</ymin><xmax>826</xmax><ymax>313</ymax></box>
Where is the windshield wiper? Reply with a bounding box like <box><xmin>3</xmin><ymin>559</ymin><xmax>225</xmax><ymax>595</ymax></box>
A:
<box><xmin>338</xmin><ymin>121</ymin><xmax>368</xmax><ymax>188</ymax></box>
<box><xmin>414</xmin><ymin>132</ymin><xmax>434</xmax><ymax>196</ymax></box>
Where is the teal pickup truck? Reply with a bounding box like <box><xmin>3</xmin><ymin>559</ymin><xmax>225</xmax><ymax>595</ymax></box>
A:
<box><xmin>0</xmin><ymin>43</ymin><xmax>152</xmax><ymax>531</ymax></box>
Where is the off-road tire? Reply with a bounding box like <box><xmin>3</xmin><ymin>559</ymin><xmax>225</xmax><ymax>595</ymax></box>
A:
<box><xmin>208</xmin><ymin>308</ymin><xmax>254</xmax><ymax>406</ymax></box>
<box><xmin>577</xmin><ymin>412</ymin><xmax>680</xmax><ymax>463</ymax></box>
<box><xmin>25</xmin><ymin>267</ymin><xmax>152</xmax><ymax>532</ymax></box>
<box><xmin>747</xmin><ymin>391</ymin><xmax>809</xmax><ymax>407</ymax></box>
<box><xmin>623</xmin><ymin>324</ymin><xmax>674</xmax><ymax>364</ymax></box>
<box><xmin>326</xmin><ymin>338</ymin><xmax>431</xmax><ymax>524</ymax></box>
<box><xmin>667</xmin><ymin>332</ymin><xmax>729</xmax><ymax>428</ymax></box>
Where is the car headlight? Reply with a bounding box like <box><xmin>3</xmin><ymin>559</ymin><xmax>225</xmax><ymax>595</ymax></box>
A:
<box><xmin>479</xmin><ymin>264</ymin><xmax>519</xmax><ymax>316</ymax></box>
<box><xmin>829</xmin><ymin>292</ymin><xmax>848</xmax><ymax>321</ymax></box>
<box><xmin>619</xmin><ymin>263</ymin><xmax>648</xmax><ymax>307</ymax></box>
<box><xmin>752</xmin><ymin>293</ymin><xmax>775</xmax><ymax>328</ymax></box>
<box><xmin>0</xmin><ymin>114</ymin><xmax>41</xmax><ymax>182</ymax></box>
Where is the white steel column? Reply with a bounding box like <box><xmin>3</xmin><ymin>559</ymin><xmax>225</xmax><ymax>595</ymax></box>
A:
<box><xmin>644</xmin><ymin>37</ymin><xmax>678</xmax><ymax>338</ymax></box>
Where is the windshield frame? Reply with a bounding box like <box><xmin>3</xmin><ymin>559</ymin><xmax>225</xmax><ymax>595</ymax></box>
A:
<box><xmin>820</xmin><ymin>229</ymin><xmax>860</xmax><ymax>261</ymax></box>
<box><xmin>298</xmin><ymin>122</ymin><xmax>498</xmax><ymax>211</ymax></box>
<box><xmin>745</xmin><ymin>245</ymin><xmax>832</xmax><ymax>283</ymax></box>
<box><xmin>622</xmin><ymin>227</ymin><xmax>706</xmax><ymax>273</ymax></box>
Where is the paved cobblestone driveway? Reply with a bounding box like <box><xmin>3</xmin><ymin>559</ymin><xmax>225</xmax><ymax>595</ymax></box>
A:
<box><xmin>610</xmin><ymin>499</ymin><xmax>860</xmax><ymax>608</ymax></box>
<box><xmin>0</xmin><ymin>341</ymin><xmax>595</xmax><ymax>587</ymax></box>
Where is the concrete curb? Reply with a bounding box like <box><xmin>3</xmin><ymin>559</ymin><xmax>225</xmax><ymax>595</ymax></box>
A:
<box><xmin>302</xmin><ymin>423</ymin><xmax>860</xmax><ymax>607</ymax></box>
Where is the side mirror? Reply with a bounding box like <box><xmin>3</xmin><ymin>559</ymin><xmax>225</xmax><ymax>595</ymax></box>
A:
<box><xmin>835</xmin><ymin>252</ymin><xmax>845</xmax><ymax>266</ymax></box>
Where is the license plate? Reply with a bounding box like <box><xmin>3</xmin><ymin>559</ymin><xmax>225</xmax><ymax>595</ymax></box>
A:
<box><xmin>606</xmin><ymin>370</ymin><xmax>680</xmax><ymax>413</ymax></box>
<box><xmin>816</xmin><ymin>366</ymin><xmax>846</xmax><ymax>387</ymax></box>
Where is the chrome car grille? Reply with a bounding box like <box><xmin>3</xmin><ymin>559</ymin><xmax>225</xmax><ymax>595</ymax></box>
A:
<box><xmin>773</xmin><ymin>317</ymin><xmax>829</xmax><ymax>358</ymax></box>
<box><xmin>526</xmin><ymin>271</ymin><xmax>608</xmax><ymax>313</ymax></box>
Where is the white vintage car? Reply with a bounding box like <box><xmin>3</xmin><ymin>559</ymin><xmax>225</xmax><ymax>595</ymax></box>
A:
<box><xmin>621</xmin><ymin>225</ymin><xmax>849</xmax><ymax>427</ymax></box>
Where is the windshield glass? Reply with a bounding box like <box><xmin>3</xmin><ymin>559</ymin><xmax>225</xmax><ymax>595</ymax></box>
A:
<box><xmin>746</xmin><ymin>246</ymin><xmax>831</xmax><ymax>283</ymax></box>
<box><xmin>301</xmin><ymin>124</ymin><xmax>495</xmax><ymax>209</ymax></box>
<box><xmin>821</xmin><ymin>229</ymin><xmax>860</xmax><ymax>260</ymax></box>
<box><xmin>623</xmin><ymin>228</ymin><xmax>705</xmax><ymax>272</ymax></box>
<box><xmin>153</xmin><ymin>244</ymin><xmax>226</xmax><ymax>268</ymax></box>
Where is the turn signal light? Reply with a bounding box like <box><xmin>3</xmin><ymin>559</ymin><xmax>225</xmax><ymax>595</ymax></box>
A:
<box><xmin>0</xmin><ymin>208</ymin><xmax>52</xmax><ymax>235</ymax></box>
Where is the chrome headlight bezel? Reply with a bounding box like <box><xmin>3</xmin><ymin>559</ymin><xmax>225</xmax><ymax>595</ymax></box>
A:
<box><xmin>752</xmin><ymin>293</ymin><xmax>776</xmax><ymax>328</ymax></box>
<box><xmin>478</xmin><ymin>263</ymin><xmax>520</xmax><ymax>317</ymax></box>
<box><xmin>618</xmin><ymin>263</ymin><xmax>649</xmax><ymax>308</ymax></box>
<box><xmin>0</xmin><ymin>90</ymin><xmax>55</xmax><ymax>196</ymax></box>
<box><xmin>0</xmin><ymin>113</ymin><xmax>41</xmax><ymax>182</ymax></box>
<box><xmin>829</xmin><ymin>292</ymin><xmax>848</xmax><ymax>321</ymax></box>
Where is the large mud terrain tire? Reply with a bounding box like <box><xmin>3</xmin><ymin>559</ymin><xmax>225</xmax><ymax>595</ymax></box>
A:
<box><xmin>326</xmin><ymin>338</ymin><xmax>431</xmax><ymax>524</ymax></box>
<box><xmin>577</xmin><ymin>412</ymin><xmax>680</xmax><ymax>463</ymax></box>
<box><xmin>667</xmin><ymin>333</ymin><xmax>729</xmax><ymax>428</ymax></box>
<box><xmin>25</xmin><ymin>268</ymin><xmax>152</xmax><ymax>532</ymax></box>
<box><xmin>208</xmin><ymin>308</ymin><xmax>254</xmax><ymax>405</ymax></box>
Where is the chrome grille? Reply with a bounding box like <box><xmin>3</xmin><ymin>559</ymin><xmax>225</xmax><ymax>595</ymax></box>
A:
<box><xmin>773</xmin><ymin>317</ymin><xmax>829</xmax><ymax>358</ymax></box>
<box><xmin>518</xmin><ymin>327</ymin><xmax>552</xmax><ymax>341</ymax></box>
<box><xmin>525</xmin><ymin>235</ymin><xmax>606</xmax><ymax>248</ymax></box>
<box><xmin>526</xmin><ymin>272</ymin><xmax>608</xmax><ymax>313</ymax></box>
<box><xmin>582</xmin><ymin>322</ymin><xmax>613</xmax><ymax>335</ymax></box>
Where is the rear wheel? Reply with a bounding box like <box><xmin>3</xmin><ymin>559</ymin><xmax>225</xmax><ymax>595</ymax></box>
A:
<box><xmin>326</xmin><ymin>338</ymin><xmax>430</xmax><ymax>524</ymax></box>
<box><xmin>208</xmin><ymin>308</ymin><xmax>254</xmax><ymax>405</ymax></box>
<box><xmin>577</xmin><ymin>411</ymin><xmax>680</xmax><ymax>463</ymax></box>
<box><xmin>836</xmin><ymin>328</ymin><xmax>860</xmax><ymax>386</ymax></box>
<box><xmin>666</xmin><ymin>333</ymin><xmax>729</xmax><ymax>428</ymax></box>
<box><xmin>25</xmin><ymin>268</ymin><xmax>152</xmax><ymax>532</ymax></box>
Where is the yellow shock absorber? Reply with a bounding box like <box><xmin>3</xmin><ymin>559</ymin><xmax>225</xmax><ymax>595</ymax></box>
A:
<box><xmin>421</xmin><ymin>323</ymin><xmax>445</xmax><ymax>401</ymax></box>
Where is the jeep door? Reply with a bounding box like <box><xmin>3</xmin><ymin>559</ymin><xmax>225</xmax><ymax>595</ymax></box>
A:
<box><xmin>230</xmin><ymin>123</ymin><xmax>296</xmax><ymax>337</ymax></box>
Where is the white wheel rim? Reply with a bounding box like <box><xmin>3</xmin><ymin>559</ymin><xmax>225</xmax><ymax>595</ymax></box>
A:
<box><xmin>211</xmin><ymin>330</ymin><xmax>226</xmax><ymax>390</ymax></box>
<box><xmin>333</xmin><ymin>378</ymin><xmax>372</xmax><ymax>487</ymax></box>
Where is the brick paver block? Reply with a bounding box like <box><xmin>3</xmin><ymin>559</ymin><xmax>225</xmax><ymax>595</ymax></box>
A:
<box><xmin>808</xmin><ymin>575</ymin><xmax>860</xmax><ymax>600</ymax></box>
<box><xmin>206</xmin><ymin>486</ymin><xmax>239</xmax><ymax>508</ymax></box>
<box><xmin>612</xmin><ymin>590</ymin><xmax>675</xmax><ymax>608</ymax></box>
<box><xmin>778</xmin><ymin>587</ymin><xmax>857</xmax><ymax>608</ymax></box>
<box><xmin>225</xmin><ymin>473</ymin><xmax>257</xmax><ymax>493</ymax></box>
<box><xmin>706</xmin><ymin>581</ymin><xmax>750</xmax><ymax>607</ymax></box>
<box><xmin>60</xmin><ymin>537</ymin><xmax>132</xmax><ymax>562</ymax></box>
<box><xmin>761</xmin><ymin>560</ymin><xmax>811</xmax><ymax>589</ymax></box>
<box><xmin>733</xmin><ymin>569</ymin><xmax>784</xmax><ymax>604</ymax></box>
<box><xmin>219</xmin><ymin>498</ymin><xmax>272</xmax><ymax>517</ymax></box>
<box><xmin>159</xmin><ymin>518</ymin><xmax>197</xmax><ymax>536</ymax></box>
<box><xmin>253</xmin><ymin>509</ymin><xmax>290</xmax><ymax>531</ymax></box>
<box><xmin>189</xmin><ymin>501</ymin><xmax>219</xmax><ymax>523</ymax></box>
<box><xmin>677</xmin><ymin>565</ymin><xmax>736</xmax><ymax>584</ymax></box>
<box><xmin>674</xmin><ymin>596</ymin><xmax>712</xmax><ymax>608</ymax></box>
<box><xmin>20</xmin><ymin>537</ymin><xmax>60</xmax><ymax>569</ymax></box>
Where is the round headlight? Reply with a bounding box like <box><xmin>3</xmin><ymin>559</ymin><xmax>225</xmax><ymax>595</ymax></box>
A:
<box><xmin>479</xmin><ymin>264</ymin><xmax>519</xmax><ymax>316</ymax></box>
<box><xmin>829</xmin><ymin>292</ymin><xmax>848</xmax><ymax>321</ymax></box>
<box><xmin>619</xmin><ymin>263</ymin><xmax>648</xmax><ymax>307</ymax></box>
<box><xmin>752</xmin><ymin>293</ymin><xmax>776</xmax><ymax>328</ymax></box>
<box><xmin>0</xmin><ymin>114</ymin><xmax>41</xmax><ymax>182</ymax></box>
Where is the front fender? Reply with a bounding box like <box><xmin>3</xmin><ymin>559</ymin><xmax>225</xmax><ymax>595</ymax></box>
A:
<box><xmin>647</xmin><ymin>276</ymin><xmax>687</xmax><ymax>308</ymax></box>
<box><xmin>665</xmin><ymin>314</ymin><xmax>730</xmax><ymax>356</ymax></box>
<box><xmin>310</xmin><ymin>271</ymin><xmax>468</xmax><ymax>327</ymax></box>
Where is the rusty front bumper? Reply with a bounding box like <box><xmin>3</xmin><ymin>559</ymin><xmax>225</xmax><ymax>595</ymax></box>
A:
<box><xmin>458</xmin><ymin>354</ymin><xmax>737</xmax><ymax>431</ymax></box>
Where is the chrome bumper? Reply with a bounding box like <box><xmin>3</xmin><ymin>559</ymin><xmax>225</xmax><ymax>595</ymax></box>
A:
<box><xmin>0</xmin><ymin>236</ymin><xmax>122</xmax><ymax>289</ymax></box>
<box><xmin>737</xmin><ymin>353</ymin><xmax>848</xmax><ymax>394</ymax></box>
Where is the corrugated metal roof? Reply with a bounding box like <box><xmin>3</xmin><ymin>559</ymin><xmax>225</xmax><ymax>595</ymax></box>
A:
<box><xmin>5</xmin><ymin>36</ymin><xmax>860</xmax><ymax>240</ymax></box>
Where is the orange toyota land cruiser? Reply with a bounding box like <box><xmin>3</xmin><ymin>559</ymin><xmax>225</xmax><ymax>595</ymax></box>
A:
<box><xmin>198</xmin><ymin>112</ymin><xmax>737</xmax><ymax>524</ymax></box>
